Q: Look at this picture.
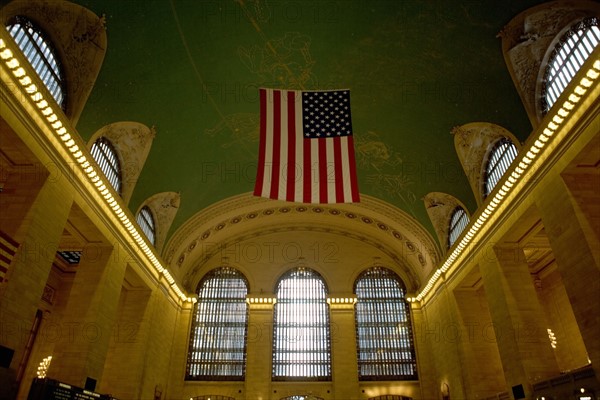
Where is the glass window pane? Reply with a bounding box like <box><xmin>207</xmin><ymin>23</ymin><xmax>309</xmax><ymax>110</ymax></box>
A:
<box><xmin>272</xmin><ymin>267</ymin><xmax>331</xmax><ymax>381</ymax></box>
<box><xmin>136</xmin><ymin>206</ymin><xmax>156</xmax><ymax>245</ymax></box>
<box><xmin>543</xmin><ymin>17</ymin><xmax>599</xmax><ymax>113</ymax></box>
<box><xmin>484</xmin><ymin>138</ymin><xmax>518</xmax><ymax>197</ymax></box>
<box><xmin>354</xmin><ymin>267</ymin><xmax>418</xmax><ymax>380</ymax></box>
<box><xmin>448</xmin><ymin>207</ymin><xmax>469</xmax><ymax>248</ymax></box>
<box><xmin>90</xmin><ymin>137</ymin><xmax>122</xmax><ymax>195</ymax></box>
<box><xmin>6</xmin><ymin>17</ymin><xmax>65</xmax><ymax>108</ymax></box>
<box><xmin>186</xmin><ymin>267</ymin><xmax>249</xmax><ymax>380</ymax></box>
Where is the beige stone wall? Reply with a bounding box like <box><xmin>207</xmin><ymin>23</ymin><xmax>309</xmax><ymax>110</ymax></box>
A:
<box><xmin>100</xmin><ymin>286</ymin><xmax>153</xmax><ymax>398</ymax></box>
<box><xmin>418</xmin><ymin>285</ymin><xmax>468</xmax><ymax>399</ymax></box>
<box><xmin>453</xmin><ymin>287</ymin><xmax>505</xmax><ymax>398</ymax></box>
<box><xmin>536</xmin><ymin>266</ymin><xmax>589</xmax><ymax>372</ymax></box>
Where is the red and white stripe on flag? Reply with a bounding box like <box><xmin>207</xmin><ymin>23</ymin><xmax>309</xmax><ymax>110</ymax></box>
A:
<box><xmin>254</xmin><ymin>88</ymin><xmax>360</xmax><ymax>204</ymax></box>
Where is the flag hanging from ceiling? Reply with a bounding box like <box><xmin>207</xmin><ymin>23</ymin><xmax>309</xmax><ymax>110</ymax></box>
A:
<box><xmin>254</xmin><ymin>88</ymin><xmax>360</xmax><ymax>204</ymax></box>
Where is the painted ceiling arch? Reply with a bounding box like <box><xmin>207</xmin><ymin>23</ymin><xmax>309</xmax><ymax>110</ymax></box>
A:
<box><xmin>62</xmin><ymin>0</ymin><xmax>550</xmax><ymax>244</ymax></box>
<box><xmin>163</xmin><ymin>193</ymin><xmax>439</xmax><ymax>293</ymax></box>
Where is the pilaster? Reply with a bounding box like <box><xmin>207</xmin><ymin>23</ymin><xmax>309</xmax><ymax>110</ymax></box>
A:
<box><xmin>99</xmin><ymin>287</ymin><xmax>152</xmax><ymax>398</ymax></box>
<box><xmin>244</xmin><ymin>295</ymin><xmax>275</xmax><ymax>399</ymax></box>
<box><xmin>480</xmin><ymin>245</ymin><xmax>559</xmax><ymax>398</ymax></box>
<box><xmin>0</xmin><ymin>177</ymin><xmax>72</xmax><ymax>373</ymax></box>
<box><xmin>49</xmin><ymin>244</ymin><xmax>126</xmax><ymax>388</ymax></box>
<box><xmin>537</xmin><ymin>175</ymin><xmax>600</xmax><ymax>370</ymax></box>
<box><xmin>328</xmin><ymin>295</ymin><xmax>359</xmax><ymax>399</ymax></box>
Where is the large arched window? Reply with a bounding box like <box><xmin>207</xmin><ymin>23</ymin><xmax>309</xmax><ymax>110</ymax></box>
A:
<box><xmin>136</xmin><ymin>206</ymin><xmax>156</xmax><ymax>245</ymax></box>
<box><xmin>272</xmin><ymin>267</ymin><xmax>331</xmax><ymax>381</ymax></box>
<box><xmin>354</xmin><ymin>267</ymin><xmax>417</xmax><ymax>380</ymax></box>
<box><xmin>483</xmin><ymin>138</ymin><xmax>518</xmax><ymax>197</ymax></box>
<box><xmin>6</xmin><ymin>16</ymin><xmax>65</xmax><ymax>107</ymax></box>
<box><xmin>448</xmin><ymin>206</ymin><xmax>469</xmax><ymax>248</ymax></box>
<box><xmin>186</xmin><ymin>267</ymin><xmax>249</xmax><ymax>380</ymax></box>
<box><xmin>542</xmin><ymin>17</ymin><xmax>599</xmax><ymax>113</ymax></box>
<box><xmin>90</xmin><ymin>137</ymin><xmax>122</xmax><ymax>195</ymax></box>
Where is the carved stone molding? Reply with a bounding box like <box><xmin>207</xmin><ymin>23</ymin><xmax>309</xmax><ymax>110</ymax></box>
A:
<box><xmin>499</xmin><ymin>0</ymin><xmax>600</xmax><ymax>126</ymax></box>
<box><xmin>423</xmin><ymin>192</ymin><xmax>471</xmax><ymax>254</ymax></box>
<box><xmin>1</xmin><ymin>0</ymin><xmax>108</xmax><ymax>126</ymax></box>
<box><xmin>452</xmin><ymin>122</ymin><xmax>522</xmax><ymax>206</ymax></box>
<box><xmin>87</xmin><ymin>121</ymin><xmax>156</xmax><ymax>205</ymax></box>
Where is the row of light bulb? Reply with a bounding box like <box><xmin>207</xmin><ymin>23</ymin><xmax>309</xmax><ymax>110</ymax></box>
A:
<box><xmin>327</xmin><ymin>297</ymin><xmax>357</xmax><ymax>304</ymax></box>
<box><xmin>0</xmin><ymin>34</ymin><xmax>196</xmax><ymax>304</ymax></box>
<box><xmin>246</xmin><ymin>297</ymin><xmax>276</xmax><ymax>304</ymax></box>
<box><xmin>245</xmin><ymin>296</ymin><xmax>357</xmax><ymax>304</ymax></box>
<box><xmin>410</xmin><ymin>56</ymin><xmax>600</xmax><ymax>304</ymax></box>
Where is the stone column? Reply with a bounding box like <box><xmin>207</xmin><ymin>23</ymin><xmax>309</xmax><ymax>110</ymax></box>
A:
<box><xmin>419</xmin><ymin>283</ymin><xmax>468</xmax><ymax>400</ymax></box>
<box><xmin>49</xmin><ymin>244</ymin><xmax>126</xmax><ymax>389</ymax></box>
<box><xmin>537</xmin><ymin>175</ymin><xmax>600</xmax><ymax>370</ymax></box>
<box><xmin>0</xmin><ymin>177</ymin><xmax>72</xmax><ymax>374</ymax></box>
<box><xmin>328</xmin><ymin>296</ymin><xmax>359</xmax><ymax>399</ymax></box>
<box><xmin>244</xmin><ymin>295</ymin><xmax>275</xmax><ymax>399</ymax></box>
<box><xmin>480</xmin><ymin>245</ymin><xmax>559</xmax><ymax>398</ymax></box>
<box><xmin>452</xmin><ymin>288</ymin><xmax>505</xmax><ymax>398</ymax></box>
<box><xmin>136</xmin><ymin>287</ymin><xmax>180</xmax><ymax>399</ymax></box>
<box><xmin>99</xmin><ymin>286</ymin><xmax>152</xmax><ymax>398</ymax></box>
<box><xmin>410</xmin><ymin>303</ymin><xmax>437</xmax><ymax>400</ymax></box>
<box><xmin>165</xmin><ymin>301</ymin><xmax>194</xmax><ymax>399</ymax></box>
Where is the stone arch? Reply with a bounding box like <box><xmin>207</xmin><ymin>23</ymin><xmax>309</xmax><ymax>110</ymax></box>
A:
<box><xmin>498</xmin><ymin>0</ymin><xmax>600</xmax><ymax>127</ymax></box>
<box><xmin>136</xmin><ymin>192</ymin><xmax>180</xmax><ymax>254</ymax></box>
<box><xmin>87</xmin><ymin>121</ymin><xmax>155</xmax><ymax>205</ymax></box>
<box><xmin>452</xmin><ymin>122</ymin><xmax>522</xmax><ymax>206</ymax></box>
<box><xmin>1</xmin><ymin>0</ymin><xmax>107</xmax><ymax>126</ymax></box>
<box><xmin>423</xmin><ymin>192</ymin><xmax>471</xmax><ymax>253</ymax></box>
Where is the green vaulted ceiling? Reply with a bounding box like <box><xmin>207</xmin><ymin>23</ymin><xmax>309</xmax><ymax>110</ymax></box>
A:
<box><xmin>73</xmin><ymin>0</ymin><xmax>548</xmax><ymax>242</ymax></box>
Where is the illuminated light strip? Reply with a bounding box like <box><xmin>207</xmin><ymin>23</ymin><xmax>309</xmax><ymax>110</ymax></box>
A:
<box><xmin>415</xmin><ymin>58</ymin><xmax>600</xmax><ymax>302</ymax></box>
<box><xmin>246</xmin><ymin>296</ymin><xmax>276</xmax><ymax>304</ymax></box>
<box><xmin>0</xmin><ymin>32</ymin><xmax>193</xmax><ymax>304</ymax></box>
<box><xmin>326</xmin><ymin>296</ymin><xmax>358</xmax><ymax>304</ymax></box>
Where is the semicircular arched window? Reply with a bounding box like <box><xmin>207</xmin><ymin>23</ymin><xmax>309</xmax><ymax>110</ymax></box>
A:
<box><xmin>354</xmin><ymin>267</ymin><xmax>417</xmax><ymax>380</ymax></box>
<box><xmin>186</xmin><ymin>267</ymin><xmax>249</xmax><ymax>380</ymax></box>
<box><xmin>90</xmin><ymin>137</ymin><xmax>122</xmax><ymax>195</ymax></box>
<box><xmin>483</xmin><ymin>138</ymin><xmax>518</xmax><ymax>198</ymax></box>
<box><xmin>448</xmin><ymin>206</ymin><xmax>469</xmax><ymax>248</ymax></box>
<box><xmin>542</xmin><ymin>17</ymin><xmax>600</xmax><ymax>113</ymax></box>
<box><xmin>6</xmin><ymin>16</ymin><xmax>65</xmax><ymax>108</ymax></box>
<box><xmin>272</xmin><ymin>267</ymin><xmax>331</xmax><ymax>381</ymax></box>
<box><xmin>136</xmin><ymin>206</ymin><xmax>156</xmax><ymax>245</ymax></box>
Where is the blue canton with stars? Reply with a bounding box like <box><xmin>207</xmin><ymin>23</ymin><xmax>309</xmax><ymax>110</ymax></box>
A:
<box><xmin>302</xmin><ymin>90</ymin><xmax>352</xmax><ymax>138</ymax></box>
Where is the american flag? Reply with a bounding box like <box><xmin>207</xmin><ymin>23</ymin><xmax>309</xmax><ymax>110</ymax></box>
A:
<box><xmin>254</xmin><ymin>88</ymin><xmax>360</xmax><ymax>204</ymax></box>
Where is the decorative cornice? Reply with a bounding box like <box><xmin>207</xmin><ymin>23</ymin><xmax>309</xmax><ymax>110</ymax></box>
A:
<box><xmin>415</xmin><ymin>54</ymin><xmax>600</xmax><ymax>303</ymax></box>
<box><xmin>0</xmin><ymin>30</ymin><xmax>194</xmax><ymax>304</ymax></box>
